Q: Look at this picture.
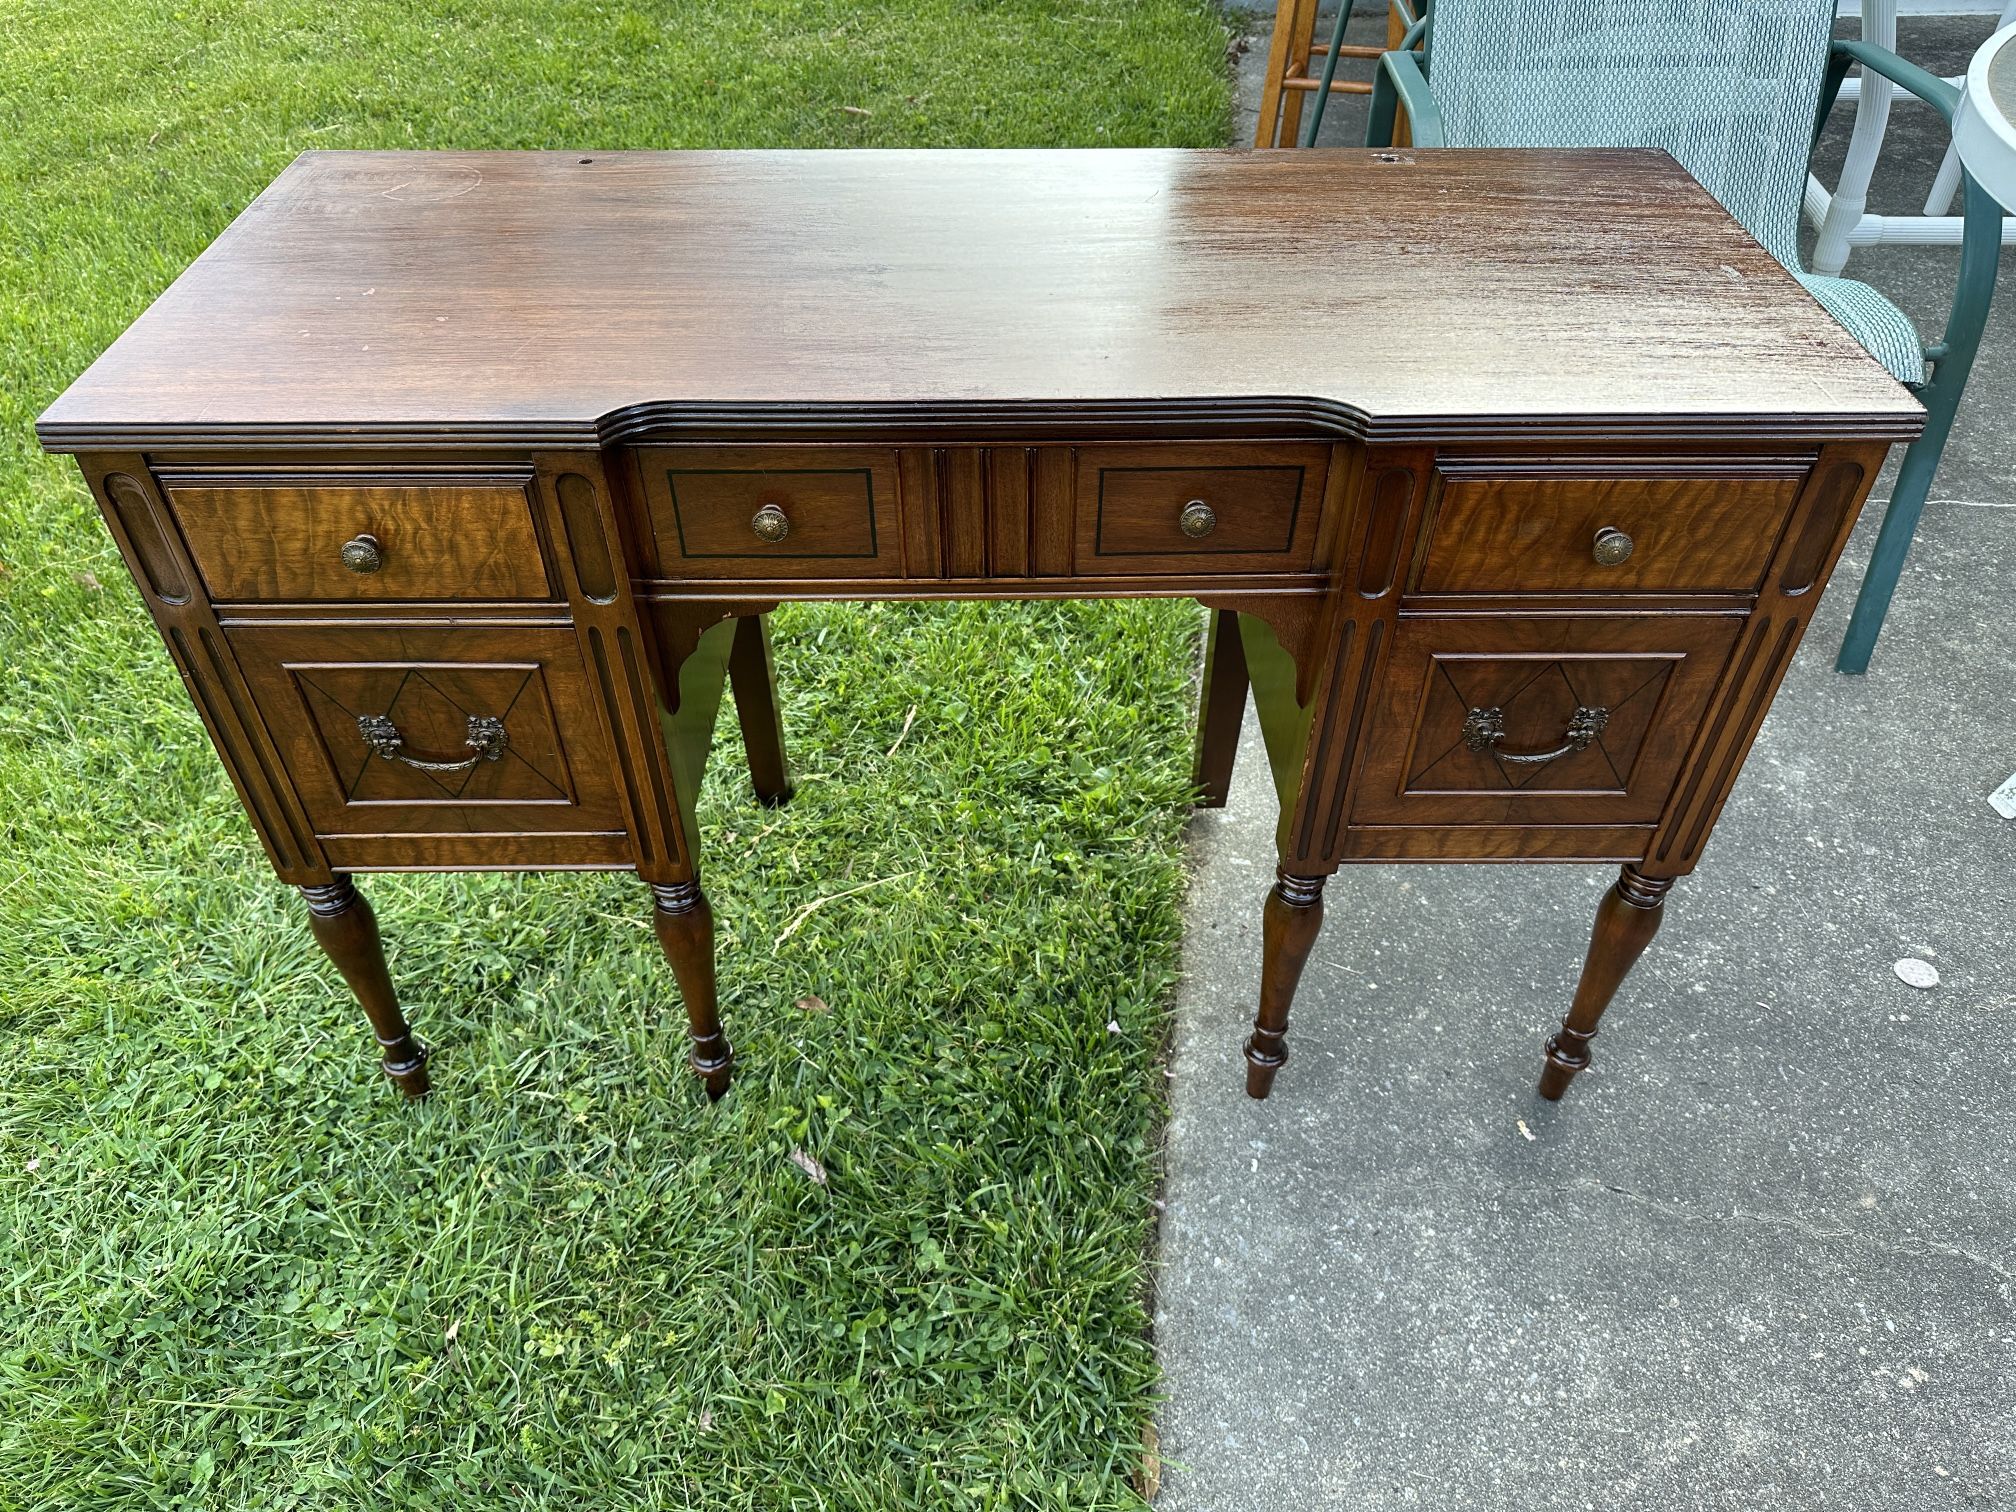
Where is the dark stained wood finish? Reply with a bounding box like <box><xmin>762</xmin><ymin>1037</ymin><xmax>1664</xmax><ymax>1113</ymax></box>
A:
<box><xmin>652</xmin><ymin>880</ymin><xmax>732</xmax><ymax>1099</ymax></box>
<box><xmin>1538</xmin><ymin>865</ymin><xmax>1674</xmax><ymax>1099</ymax></box>
<box><xmin>38</xmin><ymin>151</ymin><xmax>1920</xmax><ymax>451</ymax></box>
<box><xmin>38</xmin><ymin>151</ymin><xmax>1921</xmax><ymax>1106</ymax></box>
<box><xmin>229</xmin><ymin>623</ymin><xmax>627</xmax><ymax>838</ymax></box>
<box><xmin>1074</xmin><ymin>443</ymin><xmax>1329</xmax><ymax>575</ymax></box>
<box><xmin>729</xmin><ymin>615</ymin><xmax>794</xmax><ymax>806</ymax></box>
<box><xmin>80</xmin><ymin>455</ymin><xmax>332</xmax><ymax>887</ymax></box>
<box><xmin>1352</xmin><ymin>614</ymin><xmax>1743</xmax><ymax>827</ymax></box>
<box><xmin>1244</xmin><ymin>870</ymin><xmax>1325</xmax><ymax>1099</ymax></box>
<box><xmin>1645</xmin><ymin>443</ymin><xmax>1892</xmax><ymax>875</ymax></box>
<box><xmin>1416</xmin><ymin>468</ymin><xmax>1806</xmax><ymax>595</ymax></box>
<box><xmin>635</xmin><ymin>446</ymin><xmax>903</xmax><ymax>579</ymax></box>
<box><xmin>1194</xmin><ymin>608</ymin><xmax>1250</xmax><ymax>808</ymax></box>
<box><xmin>300</xmin><ymin>877</ymin><xmax>430</xmax><ymax>1097</ymax></box>
<box><xmin>165</xmin><ymin>473</ymin><xmax>553</xmax><ymax>601</ymax></box>
<box><xmin>533</xmin><ymin>452</ymin><xmax>698</xmax><ymax>886</ymax></box>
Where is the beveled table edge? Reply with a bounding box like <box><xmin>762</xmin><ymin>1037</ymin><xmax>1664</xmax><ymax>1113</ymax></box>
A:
<box><xmin>35</xmin><ymin>395</ymin><xmax>1927</xmax><ymax>455</ymax></box>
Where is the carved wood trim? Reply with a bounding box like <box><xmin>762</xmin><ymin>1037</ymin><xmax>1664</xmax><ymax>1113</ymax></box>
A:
<box><xmin>82</xmin><ymin>453</ymin><xmax>332</xmax><ymax>885</ymax></box>
<box><xmin>534</xmin><ymin>452</ymin><xmax>707</xmax><ymax>883</ymax></box>
<box><xmin>1646</xmin><ymin>440</ymin><xmax>1890</xmax><ymax>875</ymax></box>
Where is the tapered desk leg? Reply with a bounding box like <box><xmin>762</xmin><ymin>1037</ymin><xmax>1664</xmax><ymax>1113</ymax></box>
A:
<box><xmin>652</xmin><ymin>879</ymin><xmax>733</xmax><ymax>1099</ymax></box>
<box><xmin>1539</xmin><ymin>864</ymin><xmax>1674</xmax><ymax>1100</ymax></box>
<box><xmin>1193</xmin><ymin>607</ymin><xmax>1249</xmax><ymax>809</ymax></box>
<box><xmin>1244</xmin><ymin>868</ymin><xmax>1326</xmax><ymax>1099</ymax></box>
<box><xmin>729</xmin><ymin>615</ymin><xmax>793</xmax><ymax>807</ymax></box>
<box><xmin>300</xmin><ymin>877</ymin><xmax>430</xmax><ymax>1098</ymax></box>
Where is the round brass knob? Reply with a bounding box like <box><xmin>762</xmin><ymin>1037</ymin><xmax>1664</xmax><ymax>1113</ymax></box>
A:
<box><xmin>1179</xmin><ymin>500</ymin><xmax>1217</xmax><ymax>540</ymax></box>
<box><xmin>340</xmin><ymin>534</ymin><xmax>384</xmax><ymax>574</ymax></box>
<box><xmin>1592</xmin><ymin>526</ymin><xmax>1634</xmax><ymax>566</ymax></box>
<box><xmin>751</xmin><ymin>504</ymin><xmax>790</xmax><ymax>544</ymax></box>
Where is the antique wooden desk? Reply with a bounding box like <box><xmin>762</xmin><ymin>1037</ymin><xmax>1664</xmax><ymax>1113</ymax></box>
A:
<box><xmin>39</xmin><ymin>149</ymin><xmax>1921</xmax><ymax>1105</ymax></box>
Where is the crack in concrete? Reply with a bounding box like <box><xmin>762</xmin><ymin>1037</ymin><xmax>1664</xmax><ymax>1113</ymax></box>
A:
<box><xmin>1542</xmin><ymin>1180</ymin><xmax>2016</xmax><ymax>1309</ymax></box>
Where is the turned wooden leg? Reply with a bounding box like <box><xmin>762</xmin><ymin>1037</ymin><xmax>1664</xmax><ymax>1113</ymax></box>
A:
<box><xmin>1539</xmin><ymin>864</ymin><xmax>1675</xmax><ymax>1101</ymax></box>
<box><xmin>1244</xmin><ymin>869</ymin><xmax>1326</xmax><ymax>1099</ymax></box>
<box><xmin>300</xmin><ymin>878</ymin><xmax>430</xmax><ymax>1098</ymax></box>
<box><xmin>652</xmin><ymin>880</ymin><xmax>733</xmax><ymax>1099</ymax></box>
<box><xmin>728</xmin><ymin>614</ymin><xmax>793</xmax><ymax>807</ymax></box>
<box><xmin>1193</xmin><ymin>607</ymin><xmax>1249</xmax><ymax>809</ymax></box>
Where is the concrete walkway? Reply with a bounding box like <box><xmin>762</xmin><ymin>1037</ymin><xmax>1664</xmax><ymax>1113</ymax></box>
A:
<box><xmin>1156</xmin><ymin>10</ymin><xmax>2016</xmax><ymax>1507</ymax></box>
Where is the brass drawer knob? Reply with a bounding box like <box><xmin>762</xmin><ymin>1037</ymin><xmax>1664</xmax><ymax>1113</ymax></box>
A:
<box><xmin>340</xmin><ymin>533</ymin><xmax>384</xmax><ymax>574</ymax></box>
<box><xmin>1179</xmin><ymin>500</ymin><xmax>1217</xmax><ymax>540</ymax></box>
<box><xmin>751</xmin><ymin>504</ymin><xmax>791</xmax><ymax>544</ymax></box>
<box><xmin>1591</xmin><ymin>526</ymin><xmax>1634</xmax><ymax>566</ymax></box>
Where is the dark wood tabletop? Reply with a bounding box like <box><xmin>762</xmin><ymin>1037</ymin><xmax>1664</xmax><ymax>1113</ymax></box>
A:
<box><xmin>38</xmin><ymin>148</ymin><xmax>1920</xmax><ymax>450</ymax></box>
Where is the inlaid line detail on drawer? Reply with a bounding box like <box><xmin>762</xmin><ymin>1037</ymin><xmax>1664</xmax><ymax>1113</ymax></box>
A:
<box><xmin>634</xmin><ymin>446</ymin><xmax>904</xmax><ymax>579</ymax></box>
<box><xmin>666</xmin><ymin>469</ymin><xmax>878</xmax><ymax>559</ymax></box>
<box><xmin>1092</xmin><ymin>466</ymin><xmax>1304</xmax><ymax>556</ymax></box>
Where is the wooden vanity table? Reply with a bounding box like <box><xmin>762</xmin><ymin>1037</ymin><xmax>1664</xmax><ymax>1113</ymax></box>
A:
<box><xmin>39</xmin><ymin>149</ymin><xmax>1920</xmax><ymax>1104</ymax></box>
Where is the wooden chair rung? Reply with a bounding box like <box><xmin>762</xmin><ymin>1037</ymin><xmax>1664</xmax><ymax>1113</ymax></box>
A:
<box><xmin>1281</xmin><ymin>76</ymin><xmax>1375</xmax><ymax>95</ymax></box>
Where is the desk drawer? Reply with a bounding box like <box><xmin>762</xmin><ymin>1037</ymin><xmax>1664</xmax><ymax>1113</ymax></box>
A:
<box><xmin>1415</xmin><ymin>467</ymin><xmax>1805</xmax><ymax>596</ymax></box>
<box><xmin>1074</xmin><ymin>444</ymin><xmax>1327</xmax><ymax>575</ymax></box>
<box><xmin>636</xmin><ymin>446</ymin><xmax>902</xmax><ymax>579</ymax></box>
<box><xmin>1352</xmin><ymin>614</ymin><xmax>1740</xmax><ymax>826</ymax></box>
<box><xmin>228</xmin><ymin>624</ymin><xmax>625</xmax><ymax>842</ymax></box>
<box><xmin>164</xmin><ymin>472</ymin><xmax>553</xmax><ymax>602</ymax></box>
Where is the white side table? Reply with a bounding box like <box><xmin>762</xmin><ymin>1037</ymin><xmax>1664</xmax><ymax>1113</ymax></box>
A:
<box><xmin>1955</xmin><ymin>22</ymin><xmax>2016</xmax><ymax>212</ymax></box>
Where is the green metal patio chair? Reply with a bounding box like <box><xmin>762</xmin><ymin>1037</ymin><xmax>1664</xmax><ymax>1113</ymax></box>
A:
<box><xmin>1304</xmin><ymin>0</ymin><xmax>2004</xmax><ymax>674</ymax></box>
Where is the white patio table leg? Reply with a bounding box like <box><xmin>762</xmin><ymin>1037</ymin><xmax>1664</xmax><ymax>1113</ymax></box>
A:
<box><xmin>1809</xmin><ymin>0</ymin><xmax>1897</xmax><ymax>277</ymax></box>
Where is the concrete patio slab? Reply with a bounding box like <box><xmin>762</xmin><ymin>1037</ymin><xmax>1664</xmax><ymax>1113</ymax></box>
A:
<box><xmin>1158</xmin><ymin>11</ymin><xmax>2016</xmax><ymax>1507</ymax></box>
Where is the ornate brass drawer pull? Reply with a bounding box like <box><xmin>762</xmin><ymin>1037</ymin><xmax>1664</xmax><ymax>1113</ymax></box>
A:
<box><xmin>1591</xmin><ymin>525</ymin><xmax>1634</xmax><ymax>566</ymax></box>
<box><xmin>750</xmin><ymin>504</ymin><xmax>791</xmax><ymax>543</ymax></box>
<box><xmin>1179</xmin><ymin>500</ymin><xmax>1217</xmax><ymax>539</ymax></box>
<box><xmin>1462</xmin><ymin>704</ymin><xmax>1609</xmax><ymax>764</ymax></box>
<box><xmin>357</xmin><ymin>713</ymin><xmax>509</xmax><ymax>772</ymax></box>
<box><xmin>340</xmin><ymin>533</ymin><xmax>385</xmax><ymax>573</ymax></box>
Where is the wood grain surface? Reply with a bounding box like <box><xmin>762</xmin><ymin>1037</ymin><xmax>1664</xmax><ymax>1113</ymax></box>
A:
<box><xmin>38</xmin><ymin>149</ymin><xmax>1921</xmax><ymax>451</ymax></box>
<box><xmin>1416</xmin><ymin>471</ymin><xmax>1804</xmax><ymax>595</ymax></box>
<box><xmin>166</xmin><ymin>474</ymin><xmax>552</xmax><ymax>601</ymax></box>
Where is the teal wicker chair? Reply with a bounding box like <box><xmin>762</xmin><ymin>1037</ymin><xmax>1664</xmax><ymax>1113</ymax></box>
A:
<box><xmin>1305</xmin><ymin>0</ymin><xmax>2004</xmax><ymax>674</ymax></box>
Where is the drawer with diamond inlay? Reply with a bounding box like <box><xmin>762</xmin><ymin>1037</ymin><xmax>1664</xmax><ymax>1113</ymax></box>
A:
<box><xmin>1351</xmin><ymin>615</ymin><xmax>1742</xmax><ymax>827</ymax></box>
<box><xmin>226</xmin><ymin>624</ymin><xmax>625</xmax><ymax>849</ymax></box>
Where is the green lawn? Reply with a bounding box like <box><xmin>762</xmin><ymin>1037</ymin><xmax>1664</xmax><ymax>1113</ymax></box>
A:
<box><xmin>0</xmin><ymin>3</ymin><xmax>1234</xmax><ymax>1506</ymax></box>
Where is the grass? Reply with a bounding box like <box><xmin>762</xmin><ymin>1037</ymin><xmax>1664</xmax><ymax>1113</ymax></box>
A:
<box><xmin>0</xmin><ymin>3</ymin><xmax>1234</xmax><ymax>1507</ymax></box>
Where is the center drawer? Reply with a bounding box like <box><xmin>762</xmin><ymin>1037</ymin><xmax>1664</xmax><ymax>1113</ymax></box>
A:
<box><xmin>1414</xmin><ymin>464</ymin><xmax>1807</xmax><ymax>595</ymax></box>
<box><xmin>1073</xmin><ymin>443</ymin><xmax>1329</xmax><ymax>575</ymax></box>
<box><xmin>634</xmin><ymin>446</ymin><xmax>903</xmax><ymax>579</ymax></box>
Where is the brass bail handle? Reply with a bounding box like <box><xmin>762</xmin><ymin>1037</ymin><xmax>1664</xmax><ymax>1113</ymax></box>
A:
<box><xmin>357</xmin><ymin>713</ymin><xmax>509</xmax><ymax>772</ymax></box>
<box><xmin>1462</xmin><ymin>705</ymin><xmax>1610</xmax><ymax>765</ymax></box>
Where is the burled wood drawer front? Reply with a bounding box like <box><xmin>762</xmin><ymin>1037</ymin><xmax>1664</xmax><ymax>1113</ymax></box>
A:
<box><xmin>1415</xmin><ymin>466</ymin><xmax>1806</xmax><ymax>595</ymax></box>
<box><xmin>637</xmin><ymin>446</ymin><xmax>902</xmax><ymax>579</ymax></box>
<box><xmin>1073</xmin><ymin>443</ymin><xmax>1328</xmax><ymax>575</ymax></box>
<box><xmin>228</xmin><ymin>624</ymin><xmax>625</xmax><ymax>845</ymax></box>
<box><xmin>164</xmin><ymin>472</ymin><xmax>553</xmax><ymax>602</ymax></box>
<box><xmin>1352</xmin><ymin>615</ymin><xmax>1741</xmax><ymax>826</ymax></box>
